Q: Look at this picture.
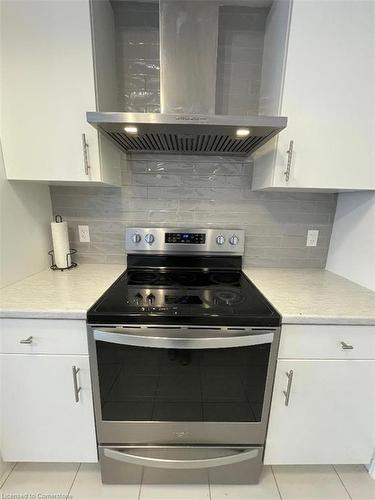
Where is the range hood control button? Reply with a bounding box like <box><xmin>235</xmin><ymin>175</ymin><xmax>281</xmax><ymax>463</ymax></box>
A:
<box><xmin>216</xmin><ymin>235</ymin><xmax>225</xmax><ymax>246</ymax></box>
<box><xmin>229</xmin><ymin>235</ymin><xmax>239</xmax><ymax>246</ymax></box>
<box><xmin>145</xmin><ymin>234</ymin><xmax>155</xmax><ymax>245</ymax></box>
<box><xmin>132</xmin><ymin>233</ymin><xmax>141</xmax><ymax>244</ymax></box>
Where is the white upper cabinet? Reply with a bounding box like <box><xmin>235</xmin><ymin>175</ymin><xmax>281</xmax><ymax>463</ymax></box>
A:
<box><xmin>253</xmin><ymin>0</ymin><xmax>375</xmax><ymax>191</ymax></box>
<box><xmin>1</xmin><ymin>0</ymin><xmax>121</xmax><ymax>185</ymax></box>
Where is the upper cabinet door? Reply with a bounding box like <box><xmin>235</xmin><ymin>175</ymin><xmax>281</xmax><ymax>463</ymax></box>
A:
<box><xmin>253</xmin><ymin>0</ymin><xmax>375</xmax><ymax>191</ymax></box>
<box><xmin>1</xmin><ymin>0</ymin><xmax>107</xmax><ymax>183</ymax></box>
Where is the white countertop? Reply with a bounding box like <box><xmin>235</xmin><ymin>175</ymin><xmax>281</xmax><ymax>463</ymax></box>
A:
<box><xmin>244</xmin><ymin>268</ymin><xmax>375</xmax><ymax>325</ymax></box>
<box><xmin>1</xmin><ymin>265</ymin><xmax>374</xmax><ymax>325</ymax></box>
<box><xmin>0</xmin><ymin>264</ymin><xmax>125</xmax><ymax>319</ymax></box>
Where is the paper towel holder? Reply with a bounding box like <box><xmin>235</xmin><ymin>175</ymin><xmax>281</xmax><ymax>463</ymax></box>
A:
<box><xmin>48</xmin><ymin>249</ymin><xmax>77</xmax><ymax>271</ymax></box>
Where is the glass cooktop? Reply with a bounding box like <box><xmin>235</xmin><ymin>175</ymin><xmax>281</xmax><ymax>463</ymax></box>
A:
<box><xmin>88</xmin><ymin>267</ymin><xmax>280</xmax><ymax>327</ymax></box>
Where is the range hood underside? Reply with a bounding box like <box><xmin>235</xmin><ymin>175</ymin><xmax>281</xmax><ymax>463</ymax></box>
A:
<box><xmin>87</xmin><ymin>113</ymin><xmax>287</xmax><ymax>157</ymax></box>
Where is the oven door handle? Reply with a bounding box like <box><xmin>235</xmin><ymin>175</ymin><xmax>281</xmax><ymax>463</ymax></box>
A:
<box><xmin>93</xmin><ymin>329</ymin><xmax>273</xmax><ymax>349</ymax></box>
<box><xmin>103</xmin><ymin>447</ymin><xmax>259</xmax><ymax>469</ymax></box>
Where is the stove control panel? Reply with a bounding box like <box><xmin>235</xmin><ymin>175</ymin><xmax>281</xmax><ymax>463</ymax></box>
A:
<box><xmin>126</xmin><ymin>227</ymin><xmax>245</xmax><ymax>254</ymax></box>
<box><xmin>165</xmin><ymin>232</ymin><xmax>206</xmax><ymax>244</ymax></box>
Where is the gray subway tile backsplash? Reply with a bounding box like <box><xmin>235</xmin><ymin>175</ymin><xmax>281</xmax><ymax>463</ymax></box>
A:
<box><xmin>50</xmin><ymin>154</ymin><xmax>337</xmax><ymax>269</ymax></box>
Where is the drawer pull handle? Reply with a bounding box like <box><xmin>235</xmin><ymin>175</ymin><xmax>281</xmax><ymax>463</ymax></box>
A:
<box><xmin>20</xmin><ymin>336</ymin><xmax>33</xmax><ymax>344</ymax></box>
<box><xmin>341</xmin><ymin>341</ymin><xmax>354</xmax><ymax>350</ymax></box>
<box><xmin>72</xmin><ymin>366</ymin><xmax>81</xmax><ymax>403</ymax></box>
<box><xmin>104</xmin><ymin>447</ymin><xmax>259</xmax><ymax>469</ymax></box>
<box><xmin>283</xmin><ymin>369</ymin><xmax>294</xmax><ymax>406</ymax></box>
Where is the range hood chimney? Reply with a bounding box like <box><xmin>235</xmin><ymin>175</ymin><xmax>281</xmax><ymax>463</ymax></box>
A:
<box><xmin>160</xmin><ymin>0</ymin><xmax>219</xmax><ymax>115</ymax></box>
<box><xmin>87</xmin><ymin>0</ymin><xmax>287</xmax><ymax>157</ymax></box>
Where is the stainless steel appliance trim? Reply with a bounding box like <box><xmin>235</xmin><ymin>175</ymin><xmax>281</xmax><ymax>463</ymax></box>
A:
<box><xmin>87</xmin><ymin>111</ymin><xmax>287</xmax><ymax>128</ymax></box>
<box><xmin>87</xmin><ymin>325</ymin><xmax>280</xmax><ymax>445</ymax></box>
<box><xmin>103</xmin><ymin>446</ymin><xmax>259</xmax><ymax>470</ymax></box>
<box><xmin>19</xmin><ymin>336</ymin><xmax>33</xmax><ymax>344</ymax></box>
<box><xmin>160</xmin><ymin>0</ymin><xmax>218</xmax><ymax>115</ymax></box>
<box><xmin>93</xmin><ymin>328</ymin><xmax>273</xmax><ymax>350</ymax></box>
<box><xmin>283</xmin><ymin>369</ymin><xmax>294</xmax><ymax>406</ymax></box>
<box><xmin>86</xmin><ymin>112</ymin><xmax>287</xmax><ymax>158</ymax></box>
<box><xmin>125</xmin><ymin>227</ymin><xmax>245</xmax><ymax>255</ymax></box>
<box><xmin>72</xmin><ymin>365</ymin><xmax>81</xmax><ymax>403</ymax></box>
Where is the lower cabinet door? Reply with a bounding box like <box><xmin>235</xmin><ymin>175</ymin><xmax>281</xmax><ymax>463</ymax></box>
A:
<box><xmin>0</xmin><ymin>354</ymin><xmax>97</xmax><ymax>462</ymax></box>
<box><xmin>264</xmin><ymin>359</ymin><xmax>375</xmax><ymax>464</ymax></box>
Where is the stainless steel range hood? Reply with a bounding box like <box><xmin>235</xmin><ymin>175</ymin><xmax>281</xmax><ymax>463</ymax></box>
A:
<box><xmin>87</xmin><ymin>0</ymin><xmax>287</xmax><ymax>157</ymax></box>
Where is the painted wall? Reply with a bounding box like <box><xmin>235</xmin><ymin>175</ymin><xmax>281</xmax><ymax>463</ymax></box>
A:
<box><xmin>0</xmin><ymin>143</ymin><xmax>53</xmax><ymax>288</ymax></box>
<box><xmin>326</xmin><ymin>192</ymin><xmax>375</xmax><ymax>291</ymax></box>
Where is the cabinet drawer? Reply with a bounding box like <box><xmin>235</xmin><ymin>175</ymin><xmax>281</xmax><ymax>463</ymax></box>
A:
<box><xmin>278</xmin><ymin>325</ymin><xmax>375</xmax><ymax>360</ymax></box>
<box><xmin>0</xmin><ymin>319</ymin><xmax>88</xmax><ymax>355</ymax></box>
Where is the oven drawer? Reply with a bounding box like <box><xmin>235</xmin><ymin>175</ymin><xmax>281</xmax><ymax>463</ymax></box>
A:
<box><xmin>99</xmin><ymin>445</ymin><xmax>263</xmax><ymax>484</ymax></box>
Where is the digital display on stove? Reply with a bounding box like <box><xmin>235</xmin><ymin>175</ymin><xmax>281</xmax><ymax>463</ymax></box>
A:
<box><xmin>165</xmin><ymin>232</ymin><xmax>206</xmax><ymax>244</ymax></box>
<box><xmin>165</xmin><ymin>295</ymin><xmax>203</xmax><ymax>304</ymax></box>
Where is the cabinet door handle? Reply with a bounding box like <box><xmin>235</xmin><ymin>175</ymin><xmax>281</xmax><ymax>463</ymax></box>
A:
<box><xmin>72</xmin><ymin>366</ymin><xmax>81</xmax><ymax>403</ymax></box>
<box><xmin>341</xmin><ymin>341</ymin><xmax>354</xmax><ymax>350</ymax></box>
<box><xmin>19</xmin><ymin>336</ymin><xmax>33</xmax><ymax>344</ymax></box>
<box><xmin>283</xmin><ymin>369</ymin><xmax>294</xmax><ymax>406</ymax></box>
<box><xmin>82</xmin><ymin>133</ymin><xmax>90</xmax><ymax>175</ymax></box>
<box><xmin>284</xmin><ymin>140</ymin><xmax>294</xmax><ymax>181</ymax></box>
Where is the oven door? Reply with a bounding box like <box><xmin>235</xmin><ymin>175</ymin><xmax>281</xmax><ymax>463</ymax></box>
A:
<box><xmin>88</xmin><ymin>326</ymin><xmax>279</xmax><ymax>445</ymax></box>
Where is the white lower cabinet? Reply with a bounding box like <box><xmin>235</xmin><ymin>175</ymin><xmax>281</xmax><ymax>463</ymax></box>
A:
<box><xmin>0</xmin><ymin>353</ymin><xmax>97</xmax><ymax>462</ymax></box>
<box><xmin>265</xmin><ymin>358</ymin><xmax>375</xmax><ymax>465</ymax></box>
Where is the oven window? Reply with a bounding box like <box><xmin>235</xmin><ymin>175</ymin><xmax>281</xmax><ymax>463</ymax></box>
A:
<box><xmin>96</xmin><ymin>341</ymin><xmax>270</xmax><ymax>422</ymax></box>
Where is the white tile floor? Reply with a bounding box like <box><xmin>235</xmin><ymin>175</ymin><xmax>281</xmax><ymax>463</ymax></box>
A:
<box><xmin>0</xmin><ymin>462</ymin><xmax>374</xmax><ymax>500</ymax></box>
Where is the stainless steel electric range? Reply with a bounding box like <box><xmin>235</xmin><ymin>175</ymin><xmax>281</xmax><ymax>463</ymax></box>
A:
<box><xmin>87</xmin><ymin>227</ymin><xmax>280</xmax><ymax>485</ymax></box>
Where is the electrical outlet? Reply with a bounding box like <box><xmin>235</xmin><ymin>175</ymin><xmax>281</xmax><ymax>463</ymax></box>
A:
<box><xmin>78</xmin><ymin>225</ymin><xmax>90</xmax><ymax>243</ymax></box>
<box><xmin>306</xmin><ymin>229</ymin><xmax>319</xmax><ymax>247</ymax></box>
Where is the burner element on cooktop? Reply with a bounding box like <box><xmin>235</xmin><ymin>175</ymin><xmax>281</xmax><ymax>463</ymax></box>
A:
<box><xmin>128</xmin><ymin>270</ymin><xmax>243</xmax><ymax>287</ymax></box>
<box><xmin>128</xmin><ymin>271</ymin><xmax>198</xmax><ymax>287</ymax></box>
<box><xmin>215</xmin><ymin>290</ymin><xmax>243</xmax><ymax>306</ymax></box>
<box><xmin>173</xmin><ymin>273</ymin><xmax>197</xmax><ymax>286</ymax></box>
<box><xmin>129</xmin><ymin>271</ymin><xmax>159</xmax><ymax>285</ymax></box>
<box><xmin>211</xmin><ymin>272</ymin><xmax>241</xmax><ymax>285</ymax></box>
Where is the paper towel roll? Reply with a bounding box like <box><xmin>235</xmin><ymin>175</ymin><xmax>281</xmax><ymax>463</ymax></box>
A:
<box><xmin>51</xmin><ymin>216</ymin><xmax>71</xmax><ymax>269</ymax></box>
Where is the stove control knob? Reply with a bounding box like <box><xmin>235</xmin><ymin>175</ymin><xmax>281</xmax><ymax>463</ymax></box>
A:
<box><xmin>131</xmin><ymin>233</ymin><xmax>141</xmax><ymax>244</ymax></box>
<box><xmin>147</xmin><ymin>293</ymin><xmax>155</xmax><ymax>305</ymax></box>
<box><xmin>145</xmin><ymin>233</ymin><xmax>155</xmax><ymax>245</ymax></box>
<box><xmin>134</xmin><ymin>293</ymin><xmax>143</xmax><ymax>305</ymax></box>
<box><xmin>216</xmin><ymin>235</ymin><xmax>225</xmax><ymax>246</ymax></box>
<box><xmin>229</xmin><ymin>235</ymin><xmax>239</xmax><ymax>246</ymax></box>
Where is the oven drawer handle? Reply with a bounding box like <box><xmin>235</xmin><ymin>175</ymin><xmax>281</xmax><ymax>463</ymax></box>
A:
<box><xmin>93</xmin><ymin>330</ymin><xmax>273</xmax><ymax>349</ymax></box>
<box><xmin>103</xmin><ymin>447</ymin><xmax>259</xmax><ymax>470</ymax></box>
